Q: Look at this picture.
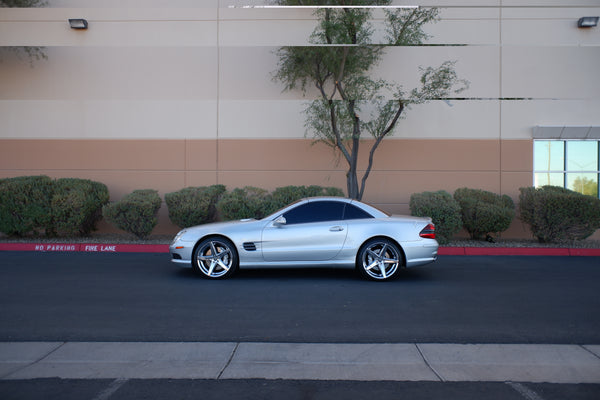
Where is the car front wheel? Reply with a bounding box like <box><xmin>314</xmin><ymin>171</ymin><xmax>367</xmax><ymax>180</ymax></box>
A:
<box><xmin>357</xmin><ymin>238</ymin><xmax>402</xmax><ymax>281</ymax></box>
<box><xmin>193</xmin><ymin>237</ymin><xmax>239</xmax><ymax>279</ymax></box>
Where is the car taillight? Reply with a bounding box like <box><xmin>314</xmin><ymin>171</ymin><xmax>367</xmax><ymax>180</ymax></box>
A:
<box><xmin>419</xmin><ymin>223</ymin><xmax>436</xmax><ymax>239</ymax></box>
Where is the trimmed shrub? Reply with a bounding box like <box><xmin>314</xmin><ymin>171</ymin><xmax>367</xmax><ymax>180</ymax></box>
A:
<box><xmin>217</xmin><ymin>187</ymin><xmax>273</xmax><ymax>221</ymax></box>
<box><xmin>103</xmin><ymin>189</ymin><xmax>162</xmax><ymax>239</ymax></box>
<box><xmin>0</xmin><ymin>175</ymin><xmax>54</xmax><ymax>236</ymax></box>
<box><xmin>454</xmin><ymin>188</ymin><xmax>515</xmax><ymax>240</ymax></box>
<box><xmin>49</xmin><ymin>178</ymin><xmax>109</xmax><ymax>236</ymax></box>
<box><xmin>519</xmin><ymin>185</ymin><xmax>600</xmax><ymax>243</ymax></box>
<box><xmin>409</xmin><ymin>190</ymin><xmax>462</xmax><ymax>244</ymax></box>
<box><xmin>165</xmin><ymin>185</ymin><xmax>226</xmax><ymax>228</ymax></box>
<box><xmin>269</xmin><ymin>185</ymin><xmax>345</xmax><ymax>211</ymax></box>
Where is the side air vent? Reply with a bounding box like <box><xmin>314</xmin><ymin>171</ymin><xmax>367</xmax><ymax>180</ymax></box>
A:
<box><xmin>243</xmin><ymin>242</ymin><xmax>257</xmax><ymax>251</ymax></box>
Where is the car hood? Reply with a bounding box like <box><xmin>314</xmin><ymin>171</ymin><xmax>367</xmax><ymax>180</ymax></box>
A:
<box><xmin>177</xmin><ymin>218</ymin><xmax>262</xmax><ymax>240</ymax></box>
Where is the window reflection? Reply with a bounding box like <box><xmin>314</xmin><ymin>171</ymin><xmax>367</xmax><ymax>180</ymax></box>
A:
<box><xmin>567</xmin><ymin>173</ymin><xmax>598</xmax><ymax>197</ymax></box>
<box><xmin>534</xmin><ymin>173</ymin><xmax>564</xmax><ymax>187</ymax></box>
<box><xmin>567</xmin><ymin>141</ymin><xmax>598</xmax><ymax>172</ymax></box>
<box><xmin>534</xmin><ymin>141</ymin><xmax>564</xmax><ymax>171</ymax></box>
<box><xmin>533</xmin><ymin>140</ymin><xmax>599</xmax><ymax>198</ymax></box>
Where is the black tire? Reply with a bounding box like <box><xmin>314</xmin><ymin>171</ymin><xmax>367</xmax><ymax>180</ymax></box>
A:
<box><xmin>356</xmin><ymin>238</ymin><xmax>402</xmax><ymax>281</ymax></box>
<box><xmin>192</xmin><ymin>237</ymin><xmax>239</xmax><ymax>279</ymax></box>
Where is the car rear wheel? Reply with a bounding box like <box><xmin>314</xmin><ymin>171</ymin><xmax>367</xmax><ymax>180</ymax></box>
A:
<box><xmin>357</xmin><ymin>238</ymin><xmax>402</xmax><ymax>281</ymax></box>
<box><xmin>193</xmin><ymin>237</ymin><xmax>238</xmax><ymax>279</ymax></box>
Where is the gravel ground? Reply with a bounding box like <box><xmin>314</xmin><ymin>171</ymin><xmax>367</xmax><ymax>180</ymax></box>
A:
<box><xmin>1</xmin><ymin>233</ymin><xmax>600</xmax><ymax>248</ymax></box>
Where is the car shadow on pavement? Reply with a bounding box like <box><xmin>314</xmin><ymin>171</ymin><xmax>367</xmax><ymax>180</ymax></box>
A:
<box><xmin>174</xmin><ymin>266</ymin><xmax>435</xmax><ymax>283</ymax></box>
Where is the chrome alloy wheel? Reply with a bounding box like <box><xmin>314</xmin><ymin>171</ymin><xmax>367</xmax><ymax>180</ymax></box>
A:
<box><xmin>193</xmin><ymin>238</ymin><xmax>238</xmax><ymax>279</ymax></box>
<box><xmin>359</xmin><ymin>239</ymin><xmax>401</xmax><ymax>280</ymax></box>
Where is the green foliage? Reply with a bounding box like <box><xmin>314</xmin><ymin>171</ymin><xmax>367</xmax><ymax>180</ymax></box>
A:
<box><xmin>165</xmin><ymin>185</ymin><xmax>226</xmax><ymax>228</ymax></box>
<box><xmin>0</xmin><ymin>176</ymin><xmax>108</xmax><ymax>237</ymax></box>
<box><xmin>103</xmin><ymin>190</ymin><xmax>162</xmax><ymax>239</ymax></box>
<box><xmin>217</xmin><ymin>187</ymin><xmax>273</xmax><ymax>221</ymax></box>
<box><xmin>0</xmin><ymin>176</ymin><xmax>54</xmax><ymax>236</ymax></box>
<box><xmin>216</xmin><ymin>185</ymin><xmax>345</xmax><ymax>221</ymax></box>
<box><xmin>49</xmin><ymin>178</ymin><xmax>109</xmax><ymax>236</ymax></box>
<box><xmin>454</xmin><ymin>188</ymin><xmax>515</xmax><ymax>240</ymax></box>
<box><xmin>385</xmin><ymin>7</ymin><xmax>440</xmax><ymax>45</ymax></box>
<box><xmin>270</xmin><ymin>185</ymin><xmax>345</xmax><ymax>211</ymax></box>
<box><xmin>410</xmin><ymin>190</ymin><xmax>462</xmax><ymax>244</ymax></box>
<box><xmin>519</xmin><ymin>186</ymin><xmax>600</xmax><ymax>243</ymax></box>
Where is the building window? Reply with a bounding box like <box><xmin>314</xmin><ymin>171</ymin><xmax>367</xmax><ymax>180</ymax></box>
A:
<box><xmin>534</xmin><ymin>140</ymin><xmax>599</xmax><ymax>197</ymax></box>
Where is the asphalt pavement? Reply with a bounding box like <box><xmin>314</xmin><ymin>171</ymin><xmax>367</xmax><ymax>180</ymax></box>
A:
<box><xmin>1</xmin><ymin>251</ymin><xmax>599</xmax><ymax>399</ymax></box>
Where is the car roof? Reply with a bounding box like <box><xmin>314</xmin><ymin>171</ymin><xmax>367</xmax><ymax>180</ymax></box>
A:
<box><xmin>302</xmin><ymin>197</ymin><xmax>389</xmax><ymax>218</ymax></box>
<box><xmin>304</xmin><ymin>196</ymin><xmax>353</xmax><ymax>203</ymax></box>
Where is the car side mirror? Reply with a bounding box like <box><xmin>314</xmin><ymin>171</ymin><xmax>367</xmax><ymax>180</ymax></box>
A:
<box><xmin>274</xmin><ymin>216</ymin><xmax>287</xmax><ymax>226</ymax></box>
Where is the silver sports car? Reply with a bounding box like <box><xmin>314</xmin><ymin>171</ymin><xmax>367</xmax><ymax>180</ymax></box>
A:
<box><xmin>170</xmin><ymin>197</ymin><xmax>438</xmax><ymax>281</ymax></box>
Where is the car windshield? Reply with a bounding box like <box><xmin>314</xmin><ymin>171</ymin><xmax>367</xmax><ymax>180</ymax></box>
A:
<box><xmin>260</xmin><ymin>199</ymin><xmax>305</xmax><ymax>221</ymax></box>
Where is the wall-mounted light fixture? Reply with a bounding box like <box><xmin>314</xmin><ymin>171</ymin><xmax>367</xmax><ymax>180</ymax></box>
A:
<box><xmin>68</xmin><ymin>18</ymin><xmax>88</xmax><ymax>30</ymax></box>
<box><xmin>578</xmin><ymin>16</ymin><xmax>599</xmax><ymax>28</ymax></box>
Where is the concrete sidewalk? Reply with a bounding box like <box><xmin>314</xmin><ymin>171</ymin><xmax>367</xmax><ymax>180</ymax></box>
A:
<box><xmin>1</xmin><ymin>342</ymin><xmax>599</xmax><ymax>383</ymax></box>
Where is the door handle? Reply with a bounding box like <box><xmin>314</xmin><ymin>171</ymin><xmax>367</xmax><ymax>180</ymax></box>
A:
<box><xmin>329</xmin><ymin>226</ymin><xmax>344</xmax><ymax>232</ymax></box>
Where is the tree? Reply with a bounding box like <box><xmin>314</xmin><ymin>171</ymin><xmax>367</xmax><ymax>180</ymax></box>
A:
<box><xmin>273</xmin><ymin>0</ymin><xmax>468</xmax><ymax>200</ymax></box>
<box><xmin>570</xmin><ymin>176</ymin><xmax>598</xmax><ymax>197</ymax></box>
<box><xmin>0</xmin><ymin>0</ymin><xmax>48</xmax><ymax>66</ymax></box>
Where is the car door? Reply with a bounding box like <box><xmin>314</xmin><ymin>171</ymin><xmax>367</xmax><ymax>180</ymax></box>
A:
<box><xmin>261</xmin><ymin>200</ymin><xmax>348</xmax><ymax>262</ymax></box>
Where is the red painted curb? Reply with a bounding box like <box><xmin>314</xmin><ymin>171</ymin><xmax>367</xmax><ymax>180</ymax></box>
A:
<box><xmin>569</xmin><ymin>248</ymin><xmax>600</xmax><ymax>257</ymax></box>
<box><xmin>438</xmin><ymin>247</ymin><xmax>598</xmax><ymax>256</ymax></box>
<box><xmin>0</xmin><ymin>243</ymin><xmax>79</xmax><ymax>252</ymax></box>
<box><xmin>1</xmin><ymin>243</ymin><xmax>599</xmax><ymax>256</ymax></box>
<box><xmin>464</xmin><ymin>247</ymin><xmax>571</xmax><ymax>256</ymax></box>
<box><xmin>0</xmin><ymin>243</ymin><xmax>169</xmax><ymax>253</ymax></box>
<box><xmin>437</xmin><ymin>247</ymin><xmax>465</xmax><ymax>256</ymax></box>
<box><xmin>79</xmin><ymin>244</ymin><xmax>170</xmax><ymax>253</ymax></box>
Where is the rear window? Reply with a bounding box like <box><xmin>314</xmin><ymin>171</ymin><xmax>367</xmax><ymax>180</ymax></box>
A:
<box><xmin>343</xmin><ymin>204</ymin><xmax>374</xmax><ymax>220</ymax></box>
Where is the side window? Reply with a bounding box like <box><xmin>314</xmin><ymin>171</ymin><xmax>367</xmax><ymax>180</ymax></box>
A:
<box><xmin>343</xmin><ymin>204</ymin><xmax>374</xmax><ymax>220</ymax></box>
<box><xmin>283</xmin><ymin>201</ymin><xmax>345</xmax><ymax>225</ymax></box>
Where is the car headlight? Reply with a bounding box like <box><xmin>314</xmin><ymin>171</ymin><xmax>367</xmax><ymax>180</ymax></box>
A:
<box><xmin>171</xmin><ymin>230</ymin><xmax>187</xmax><ymax>245</ymax></box>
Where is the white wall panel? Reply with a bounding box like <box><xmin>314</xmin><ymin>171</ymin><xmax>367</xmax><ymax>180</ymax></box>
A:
<box><xmin>0</xmin><ymin>11</ymin><xmax>218</xmax><ymax>47</ymax></box>
<box><xmin>375</xmin><ymin>46</ymin><xmax>500</xmax><ymax>98</ymax></box>
<box><xmin>427</xmin><ymin>20</ymin><xmax>500</xmax><ymax>45</ymax></box>
<box><xmin>0</xmin><ymin>100</ymin><xmax>217</xmax><ymax>139</ymax></box>
<box><xmin>219</xmin><ymin>7</ymin><xmax>501</xmax><ymax>46</ymax></box>
<box><xmin>218</xmin><ymin>100</ymin><xmax>305</xmax><ymax>139</ymax></box>
<box><xmin>503</xmin><ymin>19</ymin><xmax>600</xmax><ymax>46</ymax></box>
<box><xmin>392</xmin><ymin>100</ymin><xmax>500</xmax><ymax>139</ymax></box>
<box><xmin>219</xmin><ymin>47</ymin><xmax>315</xmax><ymax>100</ymax></box>
<box><xmin>502</xmin><ymin>99</ymin><xmax>600</xmax><ymax>139</ymax></box>
<box><xmin>0</xmin><ymin>47</ymin><xmax>218</xmax><ymax>101</ymax></box>
<box><xmin>406</xmin><ymin>1</ymin><xmax>501</xmax><ymax>5</ymax></box>
<box><xmin>219</xmin><ymin>45</ymin><xmax>499</xmax><ymax>101</ymax></box>
<box><xmin>219</xmin><ymin>20</ymin><xmax>315</xmax><ymax>46</ymax></box>
<box><xmin>217</xmin><ymin>99</ymin><xmax>501</xmax><ymax>140</ymax></box>
<box><xmin>502</xmin><ymin>46</ymin><xmax>600</xmax><ymax>99</ymax></box>
<box><xmin>502</xmin><ymin>0</ymin><xmax>600</xmax><ymax>6</ymax></box>
<box><xmin>1</xmin><ymin>0</ymin><xmax>599</xmax><ymax>144</ymax></box>
<box><xmin>48</xmin><ymin>0</ymin><xmax>217</xmax><ymax>7</ymax></box>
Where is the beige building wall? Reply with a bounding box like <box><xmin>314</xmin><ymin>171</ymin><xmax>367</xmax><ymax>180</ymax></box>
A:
<box><xmin>1</xmin><ymin>1</ymin><xmax>599</xmax><ymax>236</ymax></box>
